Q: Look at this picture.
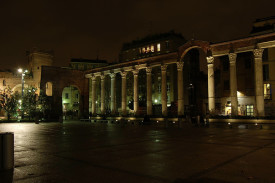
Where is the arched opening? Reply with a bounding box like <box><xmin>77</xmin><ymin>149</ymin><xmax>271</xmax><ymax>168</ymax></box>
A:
<box><xmin>62</xmin><ymin>86</ymin><xmax>80</xmax><ymax>119</ymax></box>
<box><xmin>12</xmin><ymin>84</ymin><xmax>29</xmax><ymax>96</ymax></box>
<box><xmin>45</xmin><ymin>82</ymin><xmax>53</xmax><ymax>96</ymax></box>
<box><xmin>181</xmin><ymin>47</ymin><xmax>208</xmax><ymax>116</ymax></box>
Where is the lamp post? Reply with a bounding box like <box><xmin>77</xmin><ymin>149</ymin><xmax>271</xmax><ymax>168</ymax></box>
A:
<box><xmin>18</xmin><ymin>68</ymin><xmax>28</xmax><ymax>120</ymax></box>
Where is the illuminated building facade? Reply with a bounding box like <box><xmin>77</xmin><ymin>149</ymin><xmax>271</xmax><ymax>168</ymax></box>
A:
<box><xmin>3</xmin><ymin>18</ymin><xmax>275</xmax><ymax>119</ymax></box>
<box><xmin>0</xmin><ymin>48</ymin><xmax>53</xmax><ymax>95</ymax></box>
<box><xmin>86</xmin><ymin>21</ymin><xmax>275</xmax><ymax>117</ymax></box>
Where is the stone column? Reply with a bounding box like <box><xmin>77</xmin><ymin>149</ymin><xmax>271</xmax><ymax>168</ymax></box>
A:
<box><xmin>161</xmin><ymin>65</ymin><xmax>168</xmax><ymax>116</ymax></box>
<box><xmin>91</xmin><ymin>75</ymin><xmax>96</xmax><ymax>115</ymax></box>
<box><xmin>207</xmin><ymin>56</ymin><xmax>215</xmax><ymax>113</ymax></box>
<box><xmin>100</xmin><ymin>74</ymin><xmax>105</xmax><ymax>115</ymax></box>
<box><xmin>254</xmin><ymin>48</ymin><xmax>265</xmax><ymax>116</ymax></box>
<box><xmin>133</xmin><ymin>69</ymin><xmax>139</xmax><ymax>115</ymax></box>
<box><xmin>229</xmin><ymin>53</ymin><xmax>238</xmax><ymax>116</ymax></box>
<box><xmin>110</xmin><ymin>73</ymin><xmax>116</xmax><ymax>115</ymax></box>
<box><xmin>177</xmin><ymin>61</ymin><xmax>184</xmax><ymax>116</ymax></box>
<box><xmin>146</xmin><ymin>67</ymin><xmax>152</xmax><ymax>115</ymax></box>
<box><xmin>121</xmin><ymin>71</ymin><xmax>127</xmax><ymax>116</ymax></box>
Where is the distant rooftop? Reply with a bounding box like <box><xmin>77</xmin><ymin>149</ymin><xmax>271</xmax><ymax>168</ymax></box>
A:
<box><xmin>122</xmin><ymin>30</ymin><xmax>186</xmax><ymax>50</ymax></box>
<box><xmin>26</xmin><ymin>47</ymin><xmax>54</xmax><ymax>56</ymax></box>
<box><xmin>70</xmin><ymin>58</ymin><xmax>107</xmax><ymax>64</ymax></box>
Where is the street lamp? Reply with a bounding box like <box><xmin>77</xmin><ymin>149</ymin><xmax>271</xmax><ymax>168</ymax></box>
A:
<box><xmin>18</xmin><ymin>68</ymin><xmax>28</xmax><ymax>120</ymax></box>
<box><xmin>18</xmin><ymin>68</ymin><xmax>28</xmax><ymax>98</ymax></box>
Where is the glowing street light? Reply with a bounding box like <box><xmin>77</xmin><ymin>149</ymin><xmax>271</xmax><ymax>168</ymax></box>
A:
<box><xmin>18</xmin><ymin>68</ymin><xmax>28</xmax><ymax>97</ymax></box>
<box><xmin>18</xmin><ymin>68</ymin><xmax>28</xmax><ymax>119</ymax></box>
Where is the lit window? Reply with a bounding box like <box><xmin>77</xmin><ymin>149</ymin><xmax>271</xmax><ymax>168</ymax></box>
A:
<box><xmin>264</xmin><ymin>83</ymin><xmax>271</xmax><ymax>99</ymax></box>
<box><xmin>147</xmin><ymin>46</ymin><xmax>151</xmax><ymax>52</ymax></box>
<box><xmin>157</xmin><ymin>43</ymin><xmax>161</xmax><ymax>52</ymax></box>
<box><xmin>246</xmin><ymin>105</ymin><xmax>254</xmax><ymax>116</ymax></box>
<box><xmin>151</xmin><ymin>45</ymin><xmax>154</xmax><ymax>52</ymax></box>
<box><xmin>142</xmin><ymin>47</ymin><xmax>145</xmax><ymax>53</ymax></box>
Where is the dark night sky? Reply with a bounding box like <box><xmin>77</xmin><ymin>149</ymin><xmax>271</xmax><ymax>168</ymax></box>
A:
<box><xmin>0</xmin><ymin>0</ymin><xmax>275</xmax><ymax>70</ymax></box>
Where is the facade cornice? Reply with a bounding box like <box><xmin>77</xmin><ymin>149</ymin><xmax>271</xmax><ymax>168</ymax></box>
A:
<box><xmin>85</xmin><ymin>52</ymin><xmax>177</xmax><ymax>77</ymax></box>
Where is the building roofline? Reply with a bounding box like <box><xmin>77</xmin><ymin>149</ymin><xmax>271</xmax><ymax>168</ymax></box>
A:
<box><xmin>210</xmin><ymin>32</ymin><xmax>275</xmax><ymax>47</ymax></box>
<box><xmin>70</xmin><ymin>58</ymin><xmax>107</xmax><ymax>64</ymax></box>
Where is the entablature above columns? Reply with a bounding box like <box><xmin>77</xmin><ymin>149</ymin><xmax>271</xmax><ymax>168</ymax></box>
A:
<box><xmin>211</xmin><ymin>32</ymin><xmax>275</xmax><ymax>57</ymax></box>
<box><xmin>258</xmin><ymin>40</ymin><xmax>275</xmax><ymax>49</ymax></box>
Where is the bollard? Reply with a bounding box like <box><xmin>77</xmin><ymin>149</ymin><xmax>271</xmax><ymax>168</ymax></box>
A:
<box><xmin>0</xmin><ymin>132</ymin><xmax>14</xmax><ymax>170</ymax></box>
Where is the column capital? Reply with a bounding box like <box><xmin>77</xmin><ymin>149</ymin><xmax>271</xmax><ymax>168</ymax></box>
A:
<box><xmin>177</xmin><ymin>61</ymin><xmax>184</xmax><ymax>71</ymax></box>
<box><xmin>100</xmin><ymin>74</ymin><xmax>105</xmax><ymax>80</ymax></box>
<box><xmin>146</xmin><ymin>67</ymin><xmax>152</xmax><ymax>74</ymax></box>
<box><xmin>91</xmin><ymin>75</ymin><xmax>96</xmax><ymax>81</ymax></box>
<box><xmin>110</xmin><ymin>73</ymin><xmax>116</xmax><ymax>79</ymax></box>
<box><xmin>120</xmin><ymin>71</ymin><xmax>127</xmax><ymax>78</ymax></box>
<box><xmin>253</xmin><ymin>48</ymin><xmax>264</xmax><ymax>58</ymax></box>
<box><xmin>161</xmin><ymin>64</ymin><xmax>168</xmax><ymax>72</ymax></box>
<box><xmin>228</xmin><ymin>53</ymin><xmax>237</xmax><ymax>64</ymax></box>
<box><xmin>133</xmin><ymin>69</ymin><xmax>139</xmax><ymax>76</ymax></box>
<box><xmin>206</xmin><ymin>56</ymin><xmax>214</xmax><ymax>64</ymax></box>
<box><xmin>134</xmin><ymin>65</ymin><xmax>140</xmax><ymax>70</ymax></box>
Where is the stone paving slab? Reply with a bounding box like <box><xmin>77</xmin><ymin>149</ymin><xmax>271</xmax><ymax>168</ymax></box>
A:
<box><xmin>0</xmin><ymin>121</ymin><xmax>275</xmax><ymax>183</ymax></box>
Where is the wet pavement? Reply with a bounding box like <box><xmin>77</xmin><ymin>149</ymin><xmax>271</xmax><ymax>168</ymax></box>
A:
<box><xmin>1</xmin><ymin>121</ymin><xmax>275</xmax><ymax>183</ymax></box>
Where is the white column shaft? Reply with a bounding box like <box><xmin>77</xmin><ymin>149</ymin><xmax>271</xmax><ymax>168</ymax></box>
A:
<box><xmin>91</xmin><ymin>77</ymin><xmax>96</xmax><ymax>115</ymax></box>
<box><xmin>100</xmin><ymin>76</ymin><xmax>105</xmax><ymax>114</ymax></box>
<box><xmin>110</xmin><ymin>74</ymin><xmax>116</xmax><ymax>114</ymax></box>
<box><xmin>133</xmin><ymin>73</ymin><xmax>139</xmax><ymax>114</ymax></box>
<box><xmin>121</xmin><ymin>73</ymin><xmax>127</xmax><ymax>116</ymax></box>
<box><xmin>177</xmin><ymin>62</ymin><xmax>184</xmax><ymax>116</ymax></box>
<box><xmin>207</xmin><ymin>57</ymin><xmax>215</xmax><ymax>113</ymax></box>
<box><xmin>254</xmin><ymin>49</ymin><xmax>265</xmax><ymax>116</ymax></box>
<box><xmin>229</xmin><ymin>53</ymin><xmax>238</xmax><ymax>116</ymax></box>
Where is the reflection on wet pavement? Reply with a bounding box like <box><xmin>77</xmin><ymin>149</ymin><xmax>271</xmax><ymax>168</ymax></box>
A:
<box><xmin>0</xmin><ymin>121</ymin><xmax>275</xmax><ymax>183</ymax></box>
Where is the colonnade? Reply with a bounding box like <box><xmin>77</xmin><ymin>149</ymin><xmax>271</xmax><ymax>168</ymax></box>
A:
<box><xmin>90</xmin><ymin>48</ymin><xmax>265</xmax><ymax>117</ymax></box>
<box><xmin>207</xmin><ymin>48</ymin><xmax>265</xmax><ymax>116</ymax></box>
<box><xmin>90</xmin><ymin>62</ymin><xmax>185</xmax><ymax>116</ymax></box>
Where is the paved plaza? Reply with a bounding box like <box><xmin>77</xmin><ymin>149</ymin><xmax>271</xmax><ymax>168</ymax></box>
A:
<box><xmin>1</xmin><ymin>121</ymin><xmax>275</xmax><ymax>183</ymax></box>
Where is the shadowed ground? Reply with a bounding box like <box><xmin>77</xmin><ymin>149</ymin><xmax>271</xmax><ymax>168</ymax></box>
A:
<box><xmin>0</xmin><ymin>121</ymin><xmax>275</xmax><ymax>183</ymax></box>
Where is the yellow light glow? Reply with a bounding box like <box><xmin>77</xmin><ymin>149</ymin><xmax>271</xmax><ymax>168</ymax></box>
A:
<box><xmin>157</xmin><ymin>43</ymin><xmax>161</xmax><ymax>51</ymax></box>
